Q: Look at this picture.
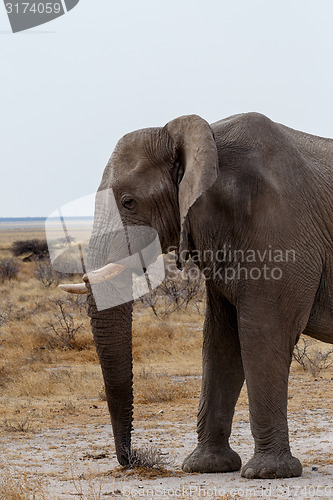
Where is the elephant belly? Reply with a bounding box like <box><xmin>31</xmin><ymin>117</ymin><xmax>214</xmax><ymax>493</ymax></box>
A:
<box><xmin>304</xmin><ymin>275</ymin><xmax>333</xmax><ymax>344</ymax></box>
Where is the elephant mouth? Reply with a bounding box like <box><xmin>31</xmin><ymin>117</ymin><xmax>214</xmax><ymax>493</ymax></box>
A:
<box><xmin>59</xmin><ymin>262</ymin><xmax>126</xmax><ymax>295</ymax></box>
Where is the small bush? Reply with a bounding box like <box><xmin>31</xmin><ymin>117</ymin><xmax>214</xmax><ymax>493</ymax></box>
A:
<box><xmin>45</xmin><ymin>298</ymin><xmax>86</xmax><ymax>350</ymax></box>
<box><xmin>0</xmin><ymin>258</ymin><xmax>19</xmax><ymax>282</ymax></box>
<box><xmin>140</xmin><ymin>261</ymin><xmax>205</xmax><ymax>317</ymax></box>
<box><xmin>4</xmin><ymin>417</ymin><xmax>30</xmax><ymax>433</ymax></box>
<box><xmin>293</xmin><ymin>337</ymin><xmax>333</xmax><ymax>377</ymax></box>
<box><xmin>34</xmin><ymin>260</ymin><xmax>61</xmax><ymax>287</ymax></box>
<box><xmin>66</xmin><ymin>294</ymin><xmax>87</xmax><ymax>313</ymax></box>
<box><xmin>12</xmin><ymin>239</ymin><xmax>49</xmax><ymax>260</ymax></box>
<box><xmin>159</xmin><ymin>270</ymin><xmax>204</xmax><ymax>313</ymax></box>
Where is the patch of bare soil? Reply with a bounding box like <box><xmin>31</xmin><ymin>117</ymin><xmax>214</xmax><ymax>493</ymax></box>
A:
<box><xmin>0</xmin><ymin>371</ymin><xmax>332</xmax><ymax>500</ymax></box>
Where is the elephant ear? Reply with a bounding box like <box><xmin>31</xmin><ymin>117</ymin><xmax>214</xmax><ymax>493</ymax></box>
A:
<box><xmin>166</xmin><ymin>115</ymin><xmax>219</xmax><ymax>266</ymax></box>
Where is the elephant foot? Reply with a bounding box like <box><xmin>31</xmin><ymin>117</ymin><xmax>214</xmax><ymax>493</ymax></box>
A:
<box><xmin>182</xmin><ymin>445</ymin><xmax>241</xmax><ymax>473</ymax></box>
<box><xmin>241</xmin><ymin>453</ymin><xmax>302</xmax><ymax>479</ymax></box>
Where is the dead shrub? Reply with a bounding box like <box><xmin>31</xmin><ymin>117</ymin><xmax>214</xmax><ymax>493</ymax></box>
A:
<box><xmin>0</xmin><ymin>300</ymin><xmax>38</xmax><ymax>324</ymax></box>
<box><xmin>34</xmin><ymin>260</ymin><xmax>61</xmax><ymax>288</ymax></box>
<box><xmin>293</xmin><ymin>337</ymin><xmax>333</xmax><ymax>377</ymax></box>
<box><xmin>4</xmin><ymin>417</ymin><xmax>30</xmax><ymax>433</ymax></box>
<box><xmin>66</xmin><ymin>293</ymin><xmax>88</xmax><ymax>313</ymax></box>
<box><xmin>0</xmin><ymin>258</ymin><xmax>19</xmax><ymax>282</ymax></box>
<box><xmin>44</xmin><ymin>298</ymin><xmax>86</xmax><ymax>350</ymax></box>
<box><xmin>140</xmin><ymin>260</ymin><xmax>205</xmax><ymax>317</ymax></box>
<box><xmin>158</xmin><ymin>269</ymin><xmax>204</xmax><ymax>315</ymax></box>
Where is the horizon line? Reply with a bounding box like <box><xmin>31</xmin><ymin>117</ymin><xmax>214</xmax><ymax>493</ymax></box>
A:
<box><xmin>0</xmin><ymin>216</ymin><xmax>94</xmax><ymax>220</ymax></box>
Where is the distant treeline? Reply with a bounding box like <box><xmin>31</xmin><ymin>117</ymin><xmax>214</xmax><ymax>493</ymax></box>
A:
<box><xmin>0</xmin><ymin>217</ymin><xmax>93</xmax><ymax>222</ymax></box>
<box><xmin>0</xmin><ymin>217</ymin><xmax>47</xmax><ymax>222</ymax></box>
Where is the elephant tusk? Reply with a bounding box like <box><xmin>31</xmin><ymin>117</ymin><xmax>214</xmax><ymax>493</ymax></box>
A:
<box><xmin>82</xmin><ymin>262</ymin><xmax>126</xmax><ymax>285</ymax></box>
<box><xmin>58</xmin><ymin>263</ymin><xmax>126</xmax><ymax>294</ymax></box>
<box><xmin>59</xmin><ymin>283</ymin><xmax>87</xmax><ymax>294</ymax></box>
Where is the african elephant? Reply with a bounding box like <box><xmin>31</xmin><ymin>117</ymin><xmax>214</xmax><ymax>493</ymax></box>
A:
<box><xmin>61</xmin><ymin>112</ymin><xmax>333</xmax><ymax>479</ymax></box>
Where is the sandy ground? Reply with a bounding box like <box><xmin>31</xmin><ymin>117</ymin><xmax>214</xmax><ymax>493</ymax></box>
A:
<box><xmin>1</xmin><ymin>385</ymin><xmax>332</xmax><ymax>500</ymax></box>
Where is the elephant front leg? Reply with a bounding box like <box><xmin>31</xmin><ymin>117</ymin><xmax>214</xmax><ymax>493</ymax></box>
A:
<box><xmin>239</xmin><ymin>312</ymin><xmax>302</xmax><ymax>479</ymax></box>
<box><xmin>182</xmin><ymin>293</ymin><xmax>244</xmax><ymax>473</ymax></box>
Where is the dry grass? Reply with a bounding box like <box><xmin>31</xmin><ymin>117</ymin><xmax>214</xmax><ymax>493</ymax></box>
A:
<box><xmin>0</xmin><ymin>228</ymin><xmax>205</xmax><ymax>434</ymax></box>
<box><xmin>0</xmin><ymin>473</ymin><xmax>49</xmax><ymax>500</ymax></box>
<box><xmin>132</xmin><ymin>308</ymin><xmax>203</xmax><ymax>373</ymax></box>
<box><xmin>135</xmin><ymin>373</ymin><xmax>196</xmax><ymax>404</ymax></box>
<box><xmin>0</xmin><ymin>469</ymin><xmax>109</xmax><ymax>500</ymax></box>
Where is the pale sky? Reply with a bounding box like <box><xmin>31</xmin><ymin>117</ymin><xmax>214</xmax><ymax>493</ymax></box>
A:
<box><xmin>1</xmin><ymin>0</ymin><xmax>333</xmax><ymax>217</ymax></box>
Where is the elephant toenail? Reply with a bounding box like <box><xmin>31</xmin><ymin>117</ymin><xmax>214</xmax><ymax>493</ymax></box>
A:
<box><xmin>243</xmin><ymin>467</ymin><xmax>254</xmax><ymax>479</ymax></box>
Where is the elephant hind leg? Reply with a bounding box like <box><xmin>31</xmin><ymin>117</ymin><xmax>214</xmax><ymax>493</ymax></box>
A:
<box><xmin>238</xmin><ymin>302</ymin><xmax>302</xmax><ymax>479</ymax></box>
<box><xmin>182</xmin><ymin>287</ymin><xmax>244</xmax><ymax>473</ymax></box>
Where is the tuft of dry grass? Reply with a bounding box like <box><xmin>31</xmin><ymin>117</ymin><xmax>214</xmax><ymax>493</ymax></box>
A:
<box><xmin>3</xmin><ymin>417</ymin><xmax>31</xmax><ymax>433</ymax></box>
<box><xmin>127</xmin><ymin>445</ymin><xmax>173</xmax><ymax>470</ymax></box>
<box><xmin>0</xmin><ymin>473</ymin><xmax>48</xmax><ymax>500</ymax></box>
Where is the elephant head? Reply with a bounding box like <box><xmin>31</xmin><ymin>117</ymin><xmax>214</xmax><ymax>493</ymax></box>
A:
<box><xmin>61</xmin><ymin>115</ymin><xmax>219</xmax><ymax>466</ymax></box>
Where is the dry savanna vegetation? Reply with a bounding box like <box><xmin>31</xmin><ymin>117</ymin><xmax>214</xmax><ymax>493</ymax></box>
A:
<box><xmin>0</xmin><ymin>223</ymin><xmax>332</xmax><ymax>499</ymax></box>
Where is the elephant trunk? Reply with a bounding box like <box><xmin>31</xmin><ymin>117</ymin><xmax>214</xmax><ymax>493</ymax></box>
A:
<box><xmin>88</xmin><ymin>293</ymin><xmax>133</xmax><ymax>466</ymax></box>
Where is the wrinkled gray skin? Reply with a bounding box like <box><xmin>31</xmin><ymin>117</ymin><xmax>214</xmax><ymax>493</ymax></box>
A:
<box><xmin>87</xmin><ymin>113</ymin><xmax>333</xmax><ymax>479</ymax></box>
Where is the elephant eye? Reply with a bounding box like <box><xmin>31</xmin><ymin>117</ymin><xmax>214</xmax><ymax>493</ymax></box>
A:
<box><xmin>121</xmin><ymin>196</ymin><xmax>135</xmax><ymax>210</ymax></box>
